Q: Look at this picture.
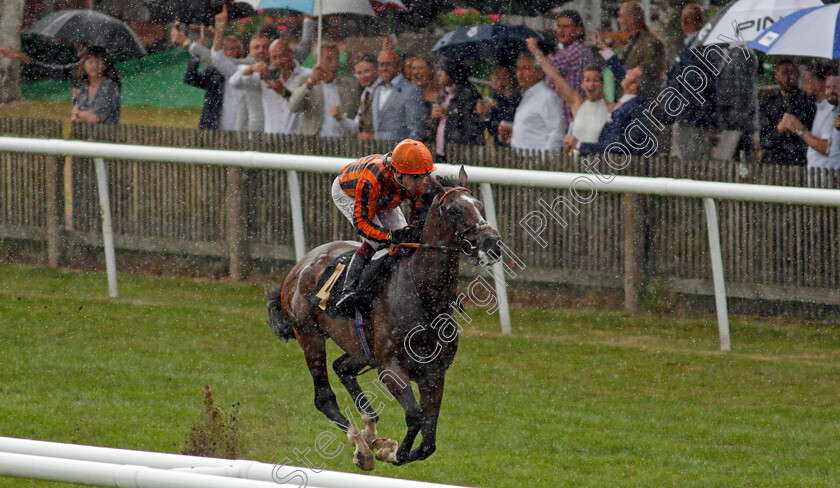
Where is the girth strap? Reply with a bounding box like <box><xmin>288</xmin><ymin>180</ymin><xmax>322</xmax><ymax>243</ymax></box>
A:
<box><xmin>355</xmin><ymin>310</ymin><xmax>376</xmax><ymax>368</ymax></box>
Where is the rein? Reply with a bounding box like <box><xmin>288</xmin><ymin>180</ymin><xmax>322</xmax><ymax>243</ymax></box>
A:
<box><xmin>389</xmin><ymin>186</ymin><xmax>491</xmax><ymax>256</ymax></box>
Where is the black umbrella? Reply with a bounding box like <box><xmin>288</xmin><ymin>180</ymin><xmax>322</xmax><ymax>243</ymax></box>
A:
<box><xmin>26</xmin><ymin>9</ymin><xmax>146</xmax><ymax>58</ymax></box>
<box><xmin>144</xmin><ymin>0</ymin><xmax>255</xmax><ymax>25</ymax></box>
<box><xmin>465</xmin><ymin>0</ymin><xmax>570</xmax><ymax>16</ymax></box>
<box><xmin>432</xmin><ymin>24</ymin><xmax>555</xmax><ymax>64</ymax></box>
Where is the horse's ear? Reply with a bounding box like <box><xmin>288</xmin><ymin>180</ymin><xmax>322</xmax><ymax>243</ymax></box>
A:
<box><xmin>458</xmin><ymin>165</ymin><xmax>468</xmax><ymax>187</ymax></box>
<box><xmin>427</xmin><ymin>173</ymin><xmax>445</xmax><ymax>195</ymax></box>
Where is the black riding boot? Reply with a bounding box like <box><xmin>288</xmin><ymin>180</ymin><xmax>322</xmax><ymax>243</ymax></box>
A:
<box><xmin>334</xmin><ymin>252</ymin><xmax>367</xmax><ymax>315</ymax></box>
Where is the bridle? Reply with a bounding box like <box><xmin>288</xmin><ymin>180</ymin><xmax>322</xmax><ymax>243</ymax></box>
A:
<box><xmin>391</xmin><ymin>186</ymin><xmax>490</xmax><ymax>257</ymax></box>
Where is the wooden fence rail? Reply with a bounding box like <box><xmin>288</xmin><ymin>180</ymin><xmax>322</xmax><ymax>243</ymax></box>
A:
<box><xmin>2</xmin><ymin>117</ymin><xmax>839</xmax><ymax>306</ymax></box>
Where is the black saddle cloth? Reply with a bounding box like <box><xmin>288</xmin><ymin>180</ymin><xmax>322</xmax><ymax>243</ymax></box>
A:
<box><xmin>304</xmin><ymin>248</ymin><xmax>399</xmax><ymax>319</ymax></box>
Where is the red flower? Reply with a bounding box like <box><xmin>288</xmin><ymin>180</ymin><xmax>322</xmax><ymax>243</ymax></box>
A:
<box><xmin>265</xmin><ymin>16</ymin><xmax>274</xmax><ymax>24</ymax></box>
<box><xmin>489</xmin><ymin>14</ymin><xmax>499</xmax><ymax>21</ymax></box>
<box><xmin>279</xmin><ymin>24</ymin><xmax>288</xmax><ymax>32</ymax></box>
<box><xmin>258</xmin><ymin>9</ymin><xmax>265</xmax><ymax>14</ymax></box>
<box><xmin>240</xmin><ymin>17</ymin><xmax>248</xmax><ymax>23</ymax></box>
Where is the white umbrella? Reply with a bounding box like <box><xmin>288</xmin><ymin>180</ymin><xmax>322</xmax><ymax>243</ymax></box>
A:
<box><xmin>235</xmin><ymin>0</ymin><xmax>402</xmax><ymax>62</ymax></box>
<box><xmin>749</xmin><ymin>4</ymin><xmax>840</xmax><ymax>58</ymax></box>
<box><xmin>235</xmin><ymin>0</ymin><xmax>373</xmax><ymax>15</ymax></box>
<box><xmin>693</xmin><ymin>0</ymin><xmax>824</xmax><ymax>46</ymax></box>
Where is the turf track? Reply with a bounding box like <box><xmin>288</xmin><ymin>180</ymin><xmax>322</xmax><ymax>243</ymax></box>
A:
<box><xmin>0</xmin><ymin>264</ymin><xmax>838</xmax><ymax>487</ymax></box>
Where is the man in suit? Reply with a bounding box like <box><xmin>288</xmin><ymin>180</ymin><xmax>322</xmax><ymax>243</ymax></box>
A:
<box><xmin>289</xmin><ymin>43</ymin><xmax>358</xmax><ymax>137</ymax></box>
<box><xmin>663</xmin><ymin>4</ymin><xmax>715</xmax><ymax>162</ymax></box>
<box><xmin>371</xmin><ymin>49</ymin><xmax>427</xmax><ymax>141</ymax></box>
<box><xmin>570</xmin><ymin>69</ymin><xmax>648</xmax><ymax>156</ymax></box>
<box><xmin>598</xmin><ymin>1</ymin><xmax>665</xmax><ymax>101</ymax></box>
<box><xmin>759</xmin><ymin>59</ymin><xmax>816</xmax><ymax>165</ymax></box>
<box><xmin>183</xmin><ymin>51</ymin><xmax>226</xmax><ymax>130</ymax></box>
<box><xmin>333</xmin><ymin>54</ymin><xmax>380</xmax><ymax>140</ymax></box>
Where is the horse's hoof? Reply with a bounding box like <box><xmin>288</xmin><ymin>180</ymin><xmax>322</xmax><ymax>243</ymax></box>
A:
<box><xmin>371</xmin><ymin>437</ymin><xmax>392</xmax><ymax>449</ymax></box>
<box><xmin>374</xmin><ymin>439</ymin><xmax>398</xmax><ymax>464</ymax></box>
<box><xmin>353</xmin><ymin>449</ymin><xmax>375</xmax><ymax>471</ymax></box>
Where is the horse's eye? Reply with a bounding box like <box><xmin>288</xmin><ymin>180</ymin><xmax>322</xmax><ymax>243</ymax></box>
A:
<box><xmin>448</xmin><ymin>207</ymin><xmax>461</xmax><ymax>216</ymax></box>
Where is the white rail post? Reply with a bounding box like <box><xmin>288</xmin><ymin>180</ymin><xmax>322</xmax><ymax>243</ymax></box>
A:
<box><xmin>480</xmin><ymin>183</ymin><xmax>512</xmax><ymax>335</ymax></box>
<box><xmin>93</xmin><ymin>158</ymin><xmax>118</xmax><ymax>298</ymax></box>
<box><xmin>703</xmin><ymin>198</ymin><xmax>730</xmax><ymax>352</ymax></box>
<box><xmin>287</xmin><ymin>170</ymin><xmax>307</xmax><ymax>261</ymax></box>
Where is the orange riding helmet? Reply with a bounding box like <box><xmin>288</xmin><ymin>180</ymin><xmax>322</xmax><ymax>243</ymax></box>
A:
<box><xmin>388</xmin><ymin>139</ymin><xmax>436</xmax><ymax>174</ymax></box>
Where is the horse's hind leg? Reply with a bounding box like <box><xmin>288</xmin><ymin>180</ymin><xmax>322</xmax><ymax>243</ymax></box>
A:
<box><xmin>298</xmin><ymin>334</ymin><xmax>374</xmax><ymax>471</ymax></box>
<box><xmin>297</xmin><ymin>333</ymin><xmax>353</xmax><ymax>431</ymax></box>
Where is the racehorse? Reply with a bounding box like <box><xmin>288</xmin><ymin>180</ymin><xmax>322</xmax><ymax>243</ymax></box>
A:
<box><xmin>266</xmin><ymin>168</ymin><xmax>503</xmax><ymax>470</ymax></box>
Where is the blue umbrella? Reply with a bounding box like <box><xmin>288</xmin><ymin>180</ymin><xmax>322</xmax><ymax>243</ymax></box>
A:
<box><xmin>748</xmin><ymin>3</ymin><xmax>840</xmax><ymax>58</ymax></box>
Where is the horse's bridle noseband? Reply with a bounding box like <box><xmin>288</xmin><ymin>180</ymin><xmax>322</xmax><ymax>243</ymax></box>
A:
<box><xmin>437</xmin><ymin>187</ymin><xmax>491</xmax><ymax>257</ymax></box>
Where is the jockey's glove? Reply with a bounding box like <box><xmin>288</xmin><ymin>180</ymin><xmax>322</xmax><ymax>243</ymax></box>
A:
<box><xmin>388</xmin><ymin>227</ymin><xmax>415</xmax><ymax>244</ymax></box>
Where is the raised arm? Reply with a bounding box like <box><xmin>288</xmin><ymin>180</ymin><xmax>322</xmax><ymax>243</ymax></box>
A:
<box><xmin>294</xmin><ymin>17</ymin><xmax>315</xmax><ymax>64</ymax></box>
<box><xmin>229</xmin><ymin>65</ymin><xmax>264</xmax><ymax>91</ymax></box>
<box><xmin>526</xmin><ymin>38</ymin><xmax>584</xmax><ymax>116</ymax></box>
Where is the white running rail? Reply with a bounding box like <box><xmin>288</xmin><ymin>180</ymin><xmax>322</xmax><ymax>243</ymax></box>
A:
<box><xmin>5</xmin><ymin>136</ymin><xmax>840</xmax><ymax>350</ymax></box>
<box><xmin>0</xmin><ymin>436</ymin><xmax>474</xmax><ymax>488</ymax></box>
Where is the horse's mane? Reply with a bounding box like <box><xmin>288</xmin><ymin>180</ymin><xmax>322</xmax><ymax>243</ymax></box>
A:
<box><xmin>434</xmin><ymin>175</ymin><xmax>460</xmax><ymax>188</ymax></box>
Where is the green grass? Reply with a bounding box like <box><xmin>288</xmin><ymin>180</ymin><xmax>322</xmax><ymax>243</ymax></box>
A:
<box><xmin>1</xmin><ymin>264</ymin><xmax>839</xmax><ymax>487</ymax></box>
<box><xmin>0</xmin><ymin>100</ymin><xmax>201</xmax><ymax>129</ymax></box>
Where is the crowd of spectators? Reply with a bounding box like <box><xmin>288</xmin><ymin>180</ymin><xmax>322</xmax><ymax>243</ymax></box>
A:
<box><xmin>4</xmin><ymin>1</ymin><xmax>840</xmax><ymax>169</ymax></box>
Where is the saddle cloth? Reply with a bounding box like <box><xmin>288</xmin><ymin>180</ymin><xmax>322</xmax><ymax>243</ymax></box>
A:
<box><xmin>304</xmin><ymin>248</ymin><xmax>397</xmax><ymax>319</ymax></box>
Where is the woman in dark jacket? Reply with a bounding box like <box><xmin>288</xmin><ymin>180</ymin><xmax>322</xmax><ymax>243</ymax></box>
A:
<box><xmin>431</xmin><ymin>57</ymin><xmax>485</xmax><ymax>162</ymax></box>
<box><xmin>71</xmin><ymin>47</ymin><xmax>121</xmax><ymax>124</ymax></box>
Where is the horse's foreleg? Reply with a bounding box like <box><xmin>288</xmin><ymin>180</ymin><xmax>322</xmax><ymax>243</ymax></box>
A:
<box><xmin>376</xmin><ymin>362</ymin><xmax>422</xmax><ymax>465</ymax></box>
<box><xmin>404</xmin><ymin>375</ymin><xmax>445</xmax><ymax>463</ymax></box>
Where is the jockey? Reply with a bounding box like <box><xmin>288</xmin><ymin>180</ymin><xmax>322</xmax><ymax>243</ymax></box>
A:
<box><xmin>330</xmin><ymin>139</ymin><xmax>436</xmax><ymax>313</ymax></box>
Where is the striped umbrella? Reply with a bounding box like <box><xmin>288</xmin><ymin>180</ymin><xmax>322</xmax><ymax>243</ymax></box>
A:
<box><xmin>749</xmin><ymin>3</ymin><xmax>840</xmax><ymax>58</ymax></box>
<box><xmin>693</xmin><ymin>0</ymin><xmax>823</xmax><ymax>47</ymax></box>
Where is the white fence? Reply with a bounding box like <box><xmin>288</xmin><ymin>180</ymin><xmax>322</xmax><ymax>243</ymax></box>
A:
<box><xmin>3</xmin><ymin>136</ymin><xmax>840</xmax><ymax>351</ymax></box>
<box><xmin>0</xmin><ymin>436</ymin><xmax>472</xmax><ymax>488</ymax></box>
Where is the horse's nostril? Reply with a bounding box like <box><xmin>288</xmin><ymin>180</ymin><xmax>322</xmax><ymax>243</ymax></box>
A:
<box><xmin>483</xmin><ymin>237</ymin><xmax>502</xmax><ymax>258</ymax></box>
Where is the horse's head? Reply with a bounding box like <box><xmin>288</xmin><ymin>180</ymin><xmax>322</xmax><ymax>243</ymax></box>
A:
<box><xmin>425</xmin><ymin>166</ymin><xmax>503</xmax><ymax>266</ymax></box>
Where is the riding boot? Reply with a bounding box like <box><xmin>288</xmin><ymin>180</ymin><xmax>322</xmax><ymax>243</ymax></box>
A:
<box><xmin>334</xmin><ymin>252</ymin><xmax>368</xmax><ymax>315</ymax></box>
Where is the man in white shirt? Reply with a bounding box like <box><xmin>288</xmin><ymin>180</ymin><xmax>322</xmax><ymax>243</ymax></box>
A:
<box><xmin>229</xmin><ymin>40</ymin><xmax>312</xmax><ymax>135</ymax></box>
<box><xmin>825</xmin><ymin>76</ymin><xmax>840</xmax><ymax>169</ymax></box>
<box><xmin>501</xmin><ymin>53</ymin><xmax>565</xmax><ymax>151</ymax></box>
<box><xmin>782</xmin><ymin>64</ymin><xmax>833</xmax><ymax>168</ymax></box>
<box><xmin>213</xmin><ymin>30</ymin><xmax>270</xmax><ymax>132</ymax></box>
<box><xmin>210</xmin><ymin>7</ymin><xmax>314</xmax><ymax>132</ymax></box>
<box><xmin>289</xmin><ymin>43</ymin><xmax>358</xmax><ymax>137</ymax></box>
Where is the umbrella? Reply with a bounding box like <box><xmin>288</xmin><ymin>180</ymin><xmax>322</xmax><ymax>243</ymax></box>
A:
<box><xmin>235</xmin><ymin>0</ymin><xmax>375</xmax><ymax>16</ymax></box>
<box><xmin>749</xmin><ymin>4</ymin><xmax>840</xmax><ymax>58</ymax></box>
<box><xmin>26</xmin><ymin>9</ymin><xmax>146</xmax><ymax>58</ymax></box>
<box><xmin>692</xmin><ymin>0</ymin><xmax>823</xmax><ymax>47</ymax></box>
<box><xmin>235</xmin><ymin>0</ymin><xmax>405</xmax><ymax>62</ymax></box>
<box><xmin>432</xmin><ymin>24</ymin><xmax>555</xmax><ymax>63</ymax></box>
<box><xmin>144</xmin><ymin>0</ymin><xmax>255</xmax><ymax>24</ymax></box>
<box><xmin>371</xmin><ymin>0</ymin><xmax>406</xmax><ymax>14</ymax></box>
<box><xmin>465</xmin><ymin>0</ymin><xmax>570</xmax><ymax>16</ymax></box>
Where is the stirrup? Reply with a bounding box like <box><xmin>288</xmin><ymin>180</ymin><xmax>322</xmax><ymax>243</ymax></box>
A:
<box><xmin>334</xmin><ymin>290</ymin><xmax>358</xmax><ymax>315</ymax></box>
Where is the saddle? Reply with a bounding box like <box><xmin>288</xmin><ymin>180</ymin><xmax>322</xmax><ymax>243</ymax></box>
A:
<box><xmin>304</xmin><ymin>247</ymin><xmax>400</xmax><ymax>319</ymax></box>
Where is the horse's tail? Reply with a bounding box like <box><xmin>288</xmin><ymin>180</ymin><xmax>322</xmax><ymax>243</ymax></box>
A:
<box><xmin>265</xmin><ymin>283</ymin><xmax>295</xmax><ymax>342</ymax></box>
